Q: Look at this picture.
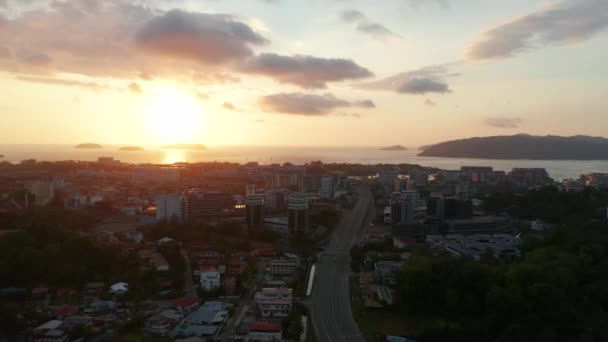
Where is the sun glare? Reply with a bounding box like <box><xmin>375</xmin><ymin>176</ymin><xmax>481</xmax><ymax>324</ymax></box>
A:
<box><xmin>143</xmin><ymin>89</ymin><xmax>207</xmax><ymax>145</ymax></box>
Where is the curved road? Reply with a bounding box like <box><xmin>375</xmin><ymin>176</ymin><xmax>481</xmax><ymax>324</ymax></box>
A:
<box><xmin>309</xmin><ymin>185</ymin><xmax>374</xmax><ymax>342</ymax></box>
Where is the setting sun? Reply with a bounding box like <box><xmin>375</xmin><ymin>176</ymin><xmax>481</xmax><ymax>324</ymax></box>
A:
<box><xmin>143</xmin><ymin>89</ymin><xmax>207</xmax><ymax>145</ymax></box>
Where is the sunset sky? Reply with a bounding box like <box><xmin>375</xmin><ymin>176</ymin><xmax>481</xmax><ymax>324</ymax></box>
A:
<box><xmin>0</xmin><ymin>0</ymin><xmax>607</xmax><ymax>147</ymax></box>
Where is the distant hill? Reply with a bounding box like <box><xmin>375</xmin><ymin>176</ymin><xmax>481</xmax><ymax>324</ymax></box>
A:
<box><xmin>161</xmin><ymin>144</ymin><xmax>207</xmax><ymax>150</ymax></box>
<box><xmin>380</xmin><ymin>145</ymin><xmax>408</xmax><ymax>151</ymax></box>
<box><xmin>119</xmin><ymin>146</ymin><xmax>144</xmax><ymax>151</ymax></box>
<box><xmin>75</xmin><ymin>143</ymin><xmax>103</xmax><ymax>149</ymax></box>
<box><xmin>418</xmin><ymin>134</ymin><xmax>608</xmax><ymax>160</ymax></box>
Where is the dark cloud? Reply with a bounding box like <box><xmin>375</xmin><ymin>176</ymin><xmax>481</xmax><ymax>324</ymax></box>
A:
<box><xmin>0</xmin><ymin>2</ymin><xmax>374</xmax><ymax>91</ymax></box>
<box><xmin>16</xmin><ymin>76</ymin><xmax>111</xmax><ymax>90</ymax></box>
<box><xmin>485</xmin><ymin>117</ymin><xmax>522</xmax><ymax>129</ymax></box>
<box><xmin>424</xmin><ymin>99</ymin><xmax>436</xmax><ymax>107</ymax></box>
<box><xmin>0</xmin><ymin>0</ymin><xmax>154</xmax><ymax>76</ymax></box>
<box><xmin>340</xmin><ymin>9</ymin><xmax>399</xmax><ymax>39</ymax></box>
<box><xmin>16</xmin><ymin>49</ymin><xmax>51</xmax><ymax>65</ymax></box>
<box><xmin>193</xmin><ymin>72</ymin><xmax>241</xmax><ymax>85</ymax></box>
<box><xmin>223</xmin><ymin>102</ymin><xmax>241</xmax><ymax>111</ymax></box>
<box><xmin>136</xmin><ymin>9</ymin><xmax>268</xmax><ymax>64</ymax></box>
<box><xmin>258</xmin><ymin>92</ymin><xmax>373</xmax><ymax>116</ymax></box>
<box><xmin>467</xmin><ymin>0</ymin><xmax>608</xmax><ymax>60</ymax></box>
<box><xmin>340</xmin><ymin>10</ymin><xmax>365</xmax><ymax>23</ymax></box>
<box><xmin>397</xmin><ymin>78</ymin><xmax>450</xmax><ymax>94</ymax></box>
<box><xmin>354</xmin><ymin>100</ymin><xmax>376</xmax><ymax>108</ymax></box>
<box><xmin>128</xmin><ymin>82</ymin><xmax>142</xmax><ymax>94</ymax></box>
<box><xmin>362</xmin><ymin>65</ymin><xmax>454</xmax><ymax>95</ymax></box>
<box><xmin>243</xmin><ymin>53</ymin><xmax>373</xmax><ymax>88</ymax></box>
<box><xmin>356</xmin><ymin>22</ymin><xmax>396</xmax><ymax>38</ymax></box>
<box><xmin>407</xmin><ymin>0</ymin><xmax>450</xmax><ymax>9</ymax></box>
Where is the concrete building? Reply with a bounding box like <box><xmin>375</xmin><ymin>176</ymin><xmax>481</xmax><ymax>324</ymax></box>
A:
<box><xmin>461</xmin><ymin>166</ymin><xmax>494</xmax><ymax>183</ymax></box>
<box><xmin>320</xmin><ymin>176</ymin><xmax>334</xmax><ymax>199</ymax></box>
<box><xmin>264</xmin><ymin>167</ymin><xmax>305</xmax><ymax>191</ymax></box>
<box><xmin>391</xmin><ymin>191</ymin><xmax>418</xmax><ymax>225</ymax></box>
<box><xmin>409</xmin><ymin>171</ymin><xmax>429</xmax><ymax>186</ymax></box>
<box><xmin>379</xmin><ymin>169</ymin><xmax>400</xmax><ymax>187</ymax></box>
<box><xmin>200</xmin><ymin>271</ymin><xmax>221</xmax><ymax>291</ymax></box>
<box><xmin>246</xmin><ymin>195</ymin><xmax>265</xmax><ymax>228</ymax></box>
<box><xmin>383</xmin><ymin>206</ymin><xmax>392</xmax><ymax>224</ymax></box>
<box><xmin>187</xmin><ymin>190</ymin><xmax>236</xmax><ymax>218</ymax></box>
<box><xmin>27</xmin><ymin>180</ymin><xmax>55</xmax><ymax>206</ymax></box>
<box><xmin>288</xmin><ymin>193</ymin><xmax>309</xmax><ymax>233</ymax></box>
<box><xmin>426</xmin><ymin>234</ymin><xmax>521</xmax><ymax>260</ymax></box>
<box><xmin>265</xmin><ymin>190</ymin><xmax>285</xmax><ymax>210</ymax></box>
<box><xmin>247</xmin><ymin>322</ymin><xmax>282</xmax><ymax>342</ymax></box>
<box><xmin>269</xmin><ymin>254</ymin><xmax>300</xmax><ymax>276</ymax></box>
<box><xmin>156</xmin><ymin>194</ymin><xmax>188</xmax><ymax>223</ymax></box>
<box><xmin>254</xmin><ymin>287</ymin><xmax>293</xmax><ymax>324</ymax></box>
<box><xmin>509</xmin><ymin>168</ymin><xmax>551</xmax><ymax>187</ymax></box>
<box><xmin>132</xmin><ymin>166</ymin><xmax>180</xmax><ymax>183</ymax></box>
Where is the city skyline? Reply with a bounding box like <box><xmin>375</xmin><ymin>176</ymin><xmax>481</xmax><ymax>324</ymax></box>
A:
<box><xmin>1</xmin><ymin>0</ymin><xmax>607</xmax><ymax>146</ymax></box>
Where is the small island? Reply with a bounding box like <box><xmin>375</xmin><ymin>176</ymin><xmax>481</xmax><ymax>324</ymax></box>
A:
<box><xmin>75</xmin><ymin>143</ymin><xmax>103</xmax><ymax>149</ymax></box>
<box><xmin>161</xmin><ymin>144</ymin><xmax>207</xmax><ymax>150</ymax></box>
<box><xmin>0</xmin><ymin>154</ymin><xmax>4</xmax><ymax>158</ymax></box>
<box><xmin>119</xmin><ymin>146</ymin><xmax>144</xmax><ymax>152</ymax></box>
<box><xmin>380</xmin><ymin>145</ymin><xmax>408</xmax><ymax>151</ymax></box>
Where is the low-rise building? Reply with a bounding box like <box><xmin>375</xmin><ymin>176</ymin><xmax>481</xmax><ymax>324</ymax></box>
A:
<box><xmin>254</xmin><ymin>287</ymin><xmax>293</xmax><ymax>324</ymax></box>
<box><xmin>200</xmin><ymin>271</ymin><xmax>221</xmax><ymax>291</ymax></box>
<box><xmin>374</xmin><ymin>261</ymin><xmax>403</xmax><ymax>286</ymax></box>
<box><xmin>269</xmin><ymin>253</ymin><xmax>300</xmax><ymax>276</ymax></box>
<box><xmin>247</xmin><ymin>322</ymin><xmax>282</xmax><ymax>342</ymax></box>
<box><xmin>426</xmin><ymin>234</ymin><xmax>521</xmax><ymax>260</ymax></box>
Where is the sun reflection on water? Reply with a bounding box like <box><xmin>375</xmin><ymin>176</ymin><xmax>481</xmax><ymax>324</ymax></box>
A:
<box><xmin>162</xmin><ymin>149</ymin><xmax>186</xmax><ymax>164</ymax></box>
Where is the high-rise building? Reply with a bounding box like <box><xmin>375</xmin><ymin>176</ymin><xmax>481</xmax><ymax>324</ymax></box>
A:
<box><xmin>132</xmin><ymin>166</ymin><xmax>181</xmax><ymax>184</ymax></box>
<box><xmin>264</xmin><ymin>167</ymin><xmax>305</xmax><ymax>191</ymax></box>
<box><xmin>156</xmin><ymin>194</ymin><xmax>188</xmax><ymax>223</ymax></box>
<box><xmin>27</xmin><ymin>180</ymin><xmax>55</xmax><ymax>206</ymax></box>
<box><xmin>320</xmin><ymin>176</ymin><xmax>334</xmax><ymax>199</ymax></box>
<box><xmin>427</xmin><ymin>193</ymin><xmax>445</xmax><ymax>219</ymax></box>
<box><xmin>410</xmin><ymin>171</ymin><xmax>429</xmax><ymax>186</ymax></box>
<box><xmin>246</xmin><ymin>195</ymin><xmax>265</xmax><ymax>228</ymax></box>
<box><xmin>187</xmin><ymin>190</ymin><xmax>236</xmax><ymax>218</ymax></box>
<box><xmin>265</xmin><ymin>190</ymin><xmax>285</xmax><ymax>210</ymax></box>
<box><xmin>288</xmin><ymin>193</ymin><xmax>309</xmax><ymax>233</ymax></box>
<box><xmin>379</xmin><ymin>169</ymin><xmax>399</xmax><ymax>187</ymax></box>
<box><xmin>391</xmin><ymin>190</ymin><xmax>418</xmax><ymax>225</ymax></box>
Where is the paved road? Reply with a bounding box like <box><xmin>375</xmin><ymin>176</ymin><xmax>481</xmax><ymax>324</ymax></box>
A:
<box><xmin>180</xmin><ymin>246</ymin><xmax>198</xmax><ymax>299</ymax></box>
<box><xmin>309</xmin><ymin>185</ymin><xmax>374</xmax><ymax>342</ymax></box>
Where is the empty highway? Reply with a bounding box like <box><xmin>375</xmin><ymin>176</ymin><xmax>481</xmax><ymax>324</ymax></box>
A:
<box><xmin>309</xmin><ymin>185</ymin><xmax>374</xmax><ymax>342</ymax></box>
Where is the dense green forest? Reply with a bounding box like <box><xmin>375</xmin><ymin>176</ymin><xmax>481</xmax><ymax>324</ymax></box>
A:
<box><xmin>394</xmin><ymin>222</ymin><xmax>608</xmax><ymax>342</ymax></box>
<box><xmin>482</xmin><ymin>186</ymin><xmax>608</xmax><ymax>222</ymax></box>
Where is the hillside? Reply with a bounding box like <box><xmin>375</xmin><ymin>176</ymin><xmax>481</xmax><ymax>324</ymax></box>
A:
<box><xmin>418</xmin><ymin>134</ymin><xmax>608</xmax><ymax>160</ymax></box>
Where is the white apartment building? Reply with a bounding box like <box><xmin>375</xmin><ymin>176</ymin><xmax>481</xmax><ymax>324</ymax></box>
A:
<box><xmin>156</xmin><ymin>194</ymin><xmax>188</xmax><ymax>223</ymax></box>
<box><xmin>254</xmin><ymin>287</ymin><xmax>293</xmax><ymax>324</ymax></box>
